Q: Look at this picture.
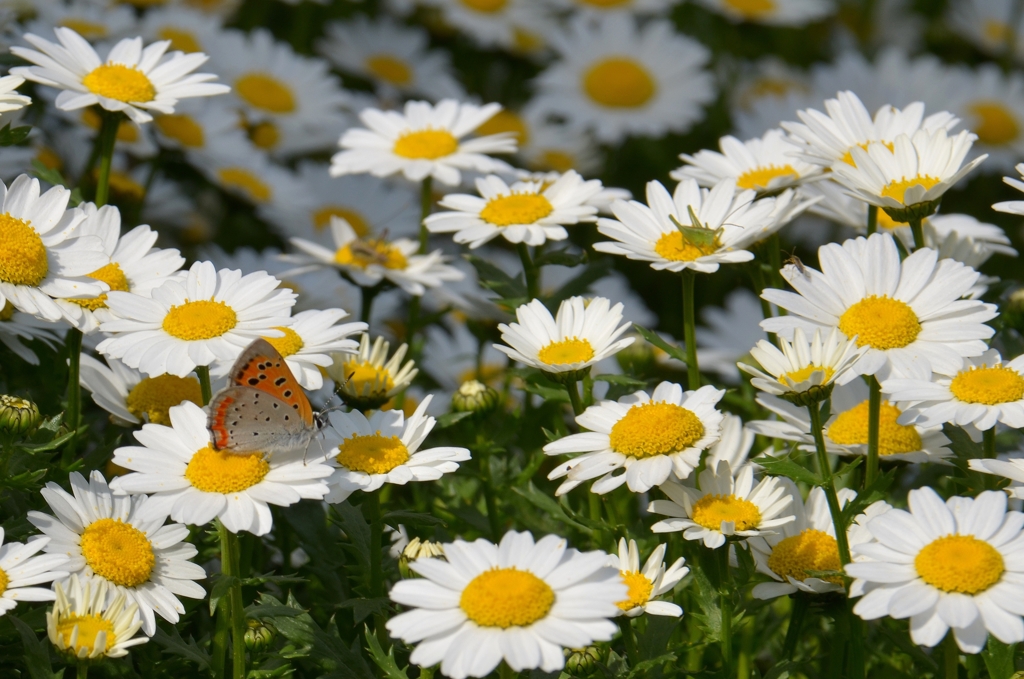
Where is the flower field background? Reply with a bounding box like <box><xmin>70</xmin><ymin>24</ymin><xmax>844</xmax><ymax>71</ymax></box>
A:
<box><xmin>4</xmin><ymin>0</ymin><xmax>1024</xmax><ymax>678</ymax></box>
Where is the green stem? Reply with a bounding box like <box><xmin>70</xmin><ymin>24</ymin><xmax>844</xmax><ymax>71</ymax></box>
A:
<box><xmin>808</xmin><ymin>404</ymin><xmax>853</xmax><ymax>565</ymax></box>
<box><xmin>564</xmin><ymin>380</ymin><xmax>584</xmax><ymax>416</ymax></box>
<box><xmin>77</xmin><ymin>663</ymin><xmax>88</xmax><ymax>679</ymax></box>
<box><xmin>365</xmin><ymin>490</ymin><xmax>390</xmax><ymax>651</ymax></box>
<box><xmin>866</xmin><ymin>206</ymin><xmax>878</xmax><ymax>236</ymax></box>
<box><xmin>945</xmin><ymin>632</ymin><xmax>959</xmax><ymax>679</ymax></box>
<box><xmin>361</xmin><ymin>284</ymin><xmax>381</xmax><ymax>326</ymax></box>
<box><xmin>217</xmin><ymin>521</ymin><xmax>247</xmax><ymax>679</ymax></box>
<box><xmin>865</xmin><ymin>377</ymin><xmax>881</xmax><ymax>489</ymax></box>
<box><xmin>909</xmin><ymin>218</ymin><xmax>925</xmax><ymax>252</ymax></box>
<box><xmin>516</xmin><ymin>243</ymin><xmax>540</xmax><ymax>300</ymax></box>
<box><xmin>61</xmin><ymin>327</ymin><xmax>83</xmax><ymax>466</ymax></box>
<box><xmin>781</xmin><ymin>595</ymin><xmax>810</xmax><ymax>661</ymax></box>
<box><xmin>419</xmin><ymin>667</ymin><xmax>436</xmax><ymax>679</ymax></box>
<box><xmin>717</xmin><ymin>546</ymin><xmax>733</xmax><ymax>675</ymax></box>
<box><xmin>847</xmin><ymin>606</ymin><xmax>866</xmax><ymax>679</ymax></box>
<box><xmin>419</xmin><ymin>177</ymin><xmax>433</xmax><ymax>254</ymax></box>
<box><xmin>94</xmin><ymin>111</ymin><xmax>120</xmax><ymax>207</ymax></box>
<box><xmin>826</xmin><ymin>605</ymin><xmax>848</xmax><ymax>678</ymax></box>
<box><xmin>479</xmin><ymin>451</ymin><xmax>502</xmax><ymax>541</ymax></box>
<box><xmin>196</xmin><ymin>365</ymin><xmax>213</xmax><ymax>406</ymax></box>
<box><xmin>618</xmin><ymin>617</ymin><xmax>640</xmax><ymax>667</ymax></box>
<box><xmin>288</xmin><ymin>1</ymin><xmax>313</xmax><ymax>51</ymax></box>
<box><xmin>498</xmin><ymin>661</ymin><xmax>517</xmax><ymax>679</ymax></box>
<box><xmin>681</xmin><ymin>270</ymin><xmax>700</xmax><ymax>391</ymax></box>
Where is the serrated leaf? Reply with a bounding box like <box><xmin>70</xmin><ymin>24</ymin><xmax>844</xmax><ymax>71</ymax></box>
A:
<box><xmin>382</xmin><ymin>510</ymin><xmax>446</xmax><ymax>528</ymax></box>
<box><xmin>532</xmin><ymin>248</ymin><xmax>587</xmax><ymax>267</ymax></box>
<box><xmin>363</xmin><ymin>625</ymin><xmax>410</xmax><ymax>679</ymax></box>
<box><xmin>688</xmin><ymin>561</ymin><xmax>722</xmax><ymax>640</ymax></box>
<box><xmin>245</xmin><ymin>604</ymin><xmax>307</xmax><ymax>619</ymax></box>
<box><xmin>982</xmin><ymin>638</ymin><xmax>1015</xmax><ymax>679</ymax></box>
<box><xmin>624</xmin><ymin>653</ymin><xmax>676</xmax><ymax>679</ymax></box>
<box><xmin>209</xmin><ymin>574</ymin><xmax>239</xmax><ymax>616</ymax></box>
<box><xmin>833</xmin><ymin>457</ymin><xmax>863</xmax><ymax>480</ymax></box>
<box><xmin>593</xmin><ymin>374</ymin><xmax>647</xmax><ymax>389</ymax></box>
<box><xmin>943</xmin><ymin>423</ymin><xmax>983</xmax><ymax>460</ymax></box>
<box><xmin>339</xmin><ymin>597</ymin><xmax>391</xmax><ymax>623</ymax></box>
<box><xmin>0</xmin><ymin>123</ymin><xmax>31</xmax><ymax>146</ymax></box>
<box><xmin>19</xmin><ymin>424</ymin><xmax>88</xmax><ymax>454</ymax></box>
<box><xmin>465</xmin><ymin>255</ymin><xmax>527</xmax><ymax>300</ymax></box>
<box><xmin>762</xmin><ymin>660</ymin><xmax>802</xmax><ymax>679</ymax></box>
<box><xmin>752</xmin><ymin>454</ymin><xmax>822</xmax><ymax>486</ymax></box>
<box><xmin>522</xmin><ymin>382</ymin><xmax>569</xmax><ymax>402</ymax></box>
<box><xmin>9</xmin><ymin>615</ymin><xmax>61</xmax><ymax>679</ymax></box>
<box><xmin>331</xmin><ymin>501</ymin><xmax>371</xmax><ymax>570</ymax></box>
<box><xmin>435</xmin><ymin>411</ymin><xmax>473</xmax><ymax>429</ymax></box>
<box><xmin>30</xmin><ymin>160</ymin><xmax>70</xmax><ymax>189</ymax></box>
<box><xmin>840</xmin><ymin>468</ymin><xmax>896</xmax><ymax>526</ymax></box>
<box><xmin>632</xmin><ymin>324</ymin><xmax>687</xmax><ymax>363</ymax></box>
<box><xmin>152</xmin><ymin>625</ymin><xmax>212</xmax><ymax>670</ymax></box>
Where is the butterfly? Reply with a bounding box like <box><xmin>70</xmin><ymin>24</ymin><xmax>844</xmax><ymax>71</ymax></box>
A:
<box><xmin>208</xmin><ymin>339</ymin><xmax>328</xmax><ymax>456</ymax></box>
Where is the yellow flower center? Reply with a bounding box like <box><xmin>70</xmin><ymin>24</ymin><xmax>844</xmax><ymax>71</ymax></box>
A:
<box><xmin>616</xmin><ymin>570</ymin><xmax>654</xmax><ymax>611</ymax></box>
<box><xmin>0</xmin><ymin>566</ymin><xmax>8</xmax><ymax>595</ymax></box>
<box><xmin>460</xmin><ymin>567</ymin><xmax>555</xmax><ymax>628</ymax></box>
<box><xmin>125</xmin><ymin>374</ymin><xmax>203</xmax><ymax>425</ymax></box>
<box><xmin>767</xmin><ymin>529</ymin><xmax>842</xmax><ymax>584</ymax></box>
<box><xmin>313</xmin><ymin>206</ymin><xmax>370</xmax><ymax>236</ymax></box>
<box><xmin>479</xmin><ymin>193</ymin><xmax>554</xmax><ymax>227</ymax></box>
<box><xmin>984</xmin><ymin>19</ymin><xmax>1011</xmax><ymax>44</ymax></box>
<box><xmin>537</xmin><ymin>337</ymin><xmax>595</xmax><ymax>366</ymax></box>
<box><xmin>653</xmin><ymin>231</ymin><xmax>718</xmax><ymax>262</ymax></box>
<box><xmin>838</xmin><ymin>295</ymin><xmax>921</xmax><ymax>350</ymax></box>
<box><xmin>691</xmin><ymin>494</ymin><xmax>762</xmax><ymax>531</ymax></box>
<box><xmin>162</xmin><ymin>299</ymin><xmax>238</xmax><ymax>341</ymax></box>
<box><xmin>104</xmin><ymin>170</ymin><xmax>146</xmax><ymax>202</ymax></box>
<box><xmin>341</xmin><ymin>359</ymin><xmax>395</xmax><ymax>394</ymax></box>
<box><xmin>82</xmin><ymin>64</ymin><xmax>156</xmax><ymax>103</ymax></box>
<box><xmin>185</xmin><ymin>445</ymin><xmax>270</xmax><ymax>493</ymax></box>
<box><xmin>949</xmin><ymin>365</ymin><xmax>1024</xmax><ymax>405</ymax></box>
<box><xmin>263</xmin><ymin>327</ymin><xmax>304</xmax><ymax>357</ymax></box>
<box><xmin>839</xmin><ymin>141</ymin><xmax>894</xmax><ymax>168</ymax></box>
<box><xmin>248</xmin><ymin>121</ymin><xmax>280</xmax><ymax>150</ymax></box>
<box><xmin>880</xmin><ymin>176</ymin><xmax>941</xmax><ymax>205</ymax></box>
<box><xmin>157</xmin><ymin>27</ymin><xmax>202</xmax><ymax>53</ymax></box>
<box><xmin>335</xmin><ymin>432</ymin><xmax>410</xmax><ymax>474</ymax></box>
<box><xmin>0</xmin><ymin>213</ymin><xmax>48</xmax><ymax>287</ymax></box>
<box><xmin>781</xmin><ymin>364</ymin><xmax>835</xmax><ymax>385</ymax></box>
<box><xmin>71</xmin><ymin>262</ymin><xmax>131</xmax><ymax>311</ymax></box>
<box><xmin>582</xmin><ymin>58</ymin><xmax>656</xmax><ymax>108</ymax></box>
<box><xmin>61</xmin><ymin>19</ymin><xmax>107</xmax><ymax>39</ymax></box>
<box><xmin>81</xmin><ymin>107</ymin><xmax>139</xmax><ymax>143</ymax></box>
<box><xmin>334</xmin><ymin>240</ymin><xmax>408</xmax><ymax>270</ymax></box>
<box><xmin>737</xmin><ymin>165</ymin><xmax>798</xmax><ymax>191</ymax></box>
<box><xmin>365</xmin><ymin>55</ymin><xmax>413</xmax><ymax>86</ymax></box>
<box><xmin>216</xmin><ymin>168</ymin><xmax>272</xmax><ymax>203</ymax></box>
<box><xmin>968</xmin><ymin>101</ymin><xmax>1019</xmax><ymax>145</ymax></box>
<box><xmin>459</xmin><ymin>0</ymin><xmax>507</xmax><ymax>11</ymax></box>
<box><xmin>722</xmin><ymin>0</ymin><xmax>776</xmax><ymax>17</ymax></box>
<box><xmin>474</xmin><ymin>110</ymin><xmax>529</xmax><ymax>145</ymax></box>
<box><xmin>80</xmin><ymin>518</ymin><xmax>155</xmax><ymax>588</ymax></box>
<box><xmin>56</xmin><ymin>615</ymin><xmax>115</xmax><ymax>654</ymax></box>
<box><xmin>608</xmin><ymin>402</ymin><xmax>705</xmax><ymax>458</ymax></box>
<box><xmin>827</xmin><ymin>400</ymin><xmax>923</xmax><ymax>456</ymax></box>
<box><xmin>915</xmin><ymin>535</ymin><xmax>1004</xmax><ymax>594</ymax></box>
<box><xmin>538</xmin><ymin>150</ymin><xmax>575</xmax><ymax>173</ymax></box>
<box><xmin>393</xmin><ymin>129</ymin><xmax>459</xmax><ymax>160</ymax></box>
<box><xmin>235</xmin><ymin>73</ymin><xmax>295</xmax><ymax>114</ymax></box>
<box><xmin>155</xmin><ymin>114</ymin><xmax>205</xmax><ymax>148</ymax></box>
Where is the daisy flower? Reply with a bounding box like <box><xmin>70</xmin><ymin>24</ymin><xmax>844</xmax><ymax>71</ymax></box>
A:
<box><xmin>516</xmin><ymin>116</ymin><xmax>603</xmax><ymax>176</ymax></box>
<box><xmin>425</xmin><ymin>171</ymin><xmax>603</xmax><ymax>249</ymax></box>
<box><xmin>530</xmin><ymin>16</ymin><xmax>713</xmax><ymax>143</ymax></box>
<box><xmin>0</xmin><ymin>530</ymin><xmax>69</xmax><ymax>617</ymax></box>
<box><xmin>0</xmin><ymin>302</ymin><xmax>62</xmax><ymax>365</ymax></box>
<box><xmin>749</xmin><ymin>485</ymin><xmax>856</xmax><ymax>599</ymax></box>
<box><xmin>323</xmin><ymin>395</ymin><xmax>471</xmax><ymax>503</ymax></box>
<box><xmin>594</xmin><ymin>179</ymin><xmax>808</xmax><ymax>274</ymax></box>
<box><xmin>325</xmin><ymin>334</ymin><xmax>418</xmax><ymax>410</ymax></box>
<box><xmin>544</xmin><ymin>382</ymin><xmax>725</xmax><ymax>495</ymax></box>
<box><xmin>761</xmin><ymin>233</ymin><xmax>997</xmax><ymax>381</ymax></box>
<box><xmin>0</xmin><ymin>174</ymin><xmax>108</xmax><ymax>323</ymax></box>
<box><xmin>672</xmin><ymin>129</ymin><xmax>821</xmax><ymax>193</ymax></box>
<box><xmin>330</xmin><ymin>99</ymin><xmax>517</xmax><ymax>187</ymax></box>
<box><xmin>139</xmin><ymin>6</ymin><xmax>225</xmax><ymax>55</ymax></box>
<box><xmin>317</xmin><ymin>17</ymin><xmax>464</xmax><ymax>100</ymax></box>
<box><xmin>192</xmin><ymin>139</ymin><xmax>312</xmax><ymax>211</ymax></box>
<box><xmin>882</xmin><ymin>349</ymin><xmax>1024</xmax><ymax>431</ymax></box>
<box><xmin>832</xmin><ymin>127</ymin><xmax>986</xmax><ymax>223</ymax></box>
<box><xmin>947</xmin><ymin>0</ymin><xmax>1024</xmax><ymax>63</ymax></box>
<box><xmin>611</xmin><ymin>539</ymin><xmax>686</xmax><ymax>618</ymax></box>
<box><xmin>29</xmin><ymin>471</ymin><xmax>206</xmax><ymax>635</ymax></box>
<box><xmin>287</xmin><ymin>218</ymin><xmax>463</xmax><ymax>296</ymax></box>
<box><xmin>110</xmin><ymin>402</ymin><xmax>334</xmax><ymax>536</ymax></box>
<box><xmin>54</xmin><ymin>204</ymin><xmax>185</xmax><ymax>334</ymax></box>
<box><xmin>79</xmin><ymin>354</ymin><xmax>204</xmax><ymax>426</ymax></box>
<box><xmin>11</xmin><ymin>27</ymin><xmax>229</xmax><ymax>124</ymax></box>
<box><xmin>782</xmin><ymin>90</ymin><xmax>959</xmax><ymax>170</ymax></box>
<box><xmin>152</xmin><ymin>98</ymin><xmax>248</xmax><ymax>154</ymax></box>
<box><xmin>417</xmin><ymin>0</ymin><xmax>547</xmax><ymax>52</ymax></box>
<box><xmin>27</xmin><ymin>2</ymin><xmax>137</xmax><ymax>44</ymax></box>
<box><xmin>705</xmin><ymin>413</ymin><xmax>757</xmax><ymax>471</ymax></box>
<box><xmin>693</xmin><ymin>0</ymin><xmax>833</xmax><ymax>25</ymax></box>
<box><xmin>97</xmin><ymin>260</ymin><xmax>296</xmax><ymax>378</ymax></box>
<box><xmin>970</xmin><ymin>456</ymin><xmax>1024</xmax><ymax>498</ymax></box>
<box><xmin>386</xmin><ymin>530</ymin><xmax>626</xmax><ymax>679</ymax></box>
<box><xmin>0</xmin><ymin>75</ymin><xmax>31</xmax><ymax>113</ymax></box>
<box><xmin>649</xmin><ymin>460</ymin><xmax>795</xmax><ymax>549</ymax></box>
<box><xmin>738</xmin><ymin>327</ymin><xmax>865</xmax><ymax>402</ymax></box>
<box><xmin>48</xmin><ymin>575</ymin><xmax>147</xmax><ymax>659</ymax></box>
<box><xmin>847</xmin><ymin>487</ymin><xmax>1024</xmax><ymax>653</ymax></box>
<box><xmin>545</xmin><ymin>0</ymin><xmax>678</xmax><ymax>17</ymax></box>
<box><xmin>747</xmin><ymin>381</ymin><xmax>954</xmax><ymax>463</ymax></box>
<box><xmin>992</xmin><ymin>162</ymin><xmax>1024</xmax><ymax>215</ymax></box>
<box><xmin>945</xmin><ymin>64</ymin><xmax>1024</xmax><ymax>171</ymax></box>
<box><xmin>495</xmin><ymin>296</ymin><xmax>633</xmax><ymax>378</ymax></box>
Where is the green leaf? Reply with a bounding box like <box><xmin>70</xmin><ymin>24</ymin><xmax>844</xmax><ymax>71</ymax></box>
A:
<box><xmin>512</xmin><ymin>482</ymin><xmax>595</xmax><ymax>536</ymax></box>
<box><xmin>522</xmin><ymin>382</ymin><xmax>569</xmax><ymax>402</ymax></box>
<box><xmin>338</xmin><ymin>597</ymin><xmax>391</xmax><ymax>624</ymax></box>
<box><xmin>363</xmin><ymin>625</ymin><xmax>410</xmax><ymax>679</ymax></box>
<box><xmin>209</xmin><ymin>574</ymin><xmax>239</xmax><ymax>616</ymax></box>
<box><xmin>688</xmin><ymin>560</ymin><xmax>722</xmax><ymax>641</ymax></box>
<box><xmin>19</xmin><ymin>424</ymin><xmax>88</xmax><ymax>454</ymax></box>
<box><xmin>762</xmin><ymin>660</ymin><xmax>802</xmax><ymax>679</ymax></box>
<box><xmin>532</xmin><ymin>247</ymin><xmax>588</xmax><ymax>268</ymax></box>
<box><xmin>9</xmin><ymin>615</ymin><xmax>62</xmax><ymax>679</ymax></box>
<box><xmin>982</xmin><ymin>638</ymin><xmax>1015</xmax><ymax>679</ymax></box>
<box><xmin>943</xmin><ymin>423</ymin><xmax>983</xmax><ymax>460</ymax></box>
<box><xmin>840</xmin><ymin>468</ymin><xmax>896</xmax><ymax>526</ymax></box>
<box><xmin>832</xmin><ymin>457</ymin><xmax>863</xmax><ymax>480</ymax></box>
<box><xmin>593</xmin><ymin>374</ymin><xmax>647</xmax><ymax>389</ymax></box>
<box><xmin>331</xmin><ymin>501</ymin><xmax>371</xmax><ymax>571</ymax></box>
<box><xmin>30</xmin><ymin>160</ymin><xmax>70</xmax><ymax>189</ymax></box>
<box><xmin>623</xmin><ymin>653</ymin><xmax>676</xmax><ymax>679</ymax></box>
<box><xmin>465</xmin><ymin>254</ymin><xmax>527</xmax><ymax>300</ymax></box>
<box><xmin>245</xmin><ymin>604</ymin><xmax>308</xmax><ymax>619</ymax></box>
<box><xmin>152</xmin><ymin>625</ymin><xmax>212</xmax><ymax>671</ymax></box>
<box><xmin>632</xmin><ymin>324</ymin><xmax>687</xmax><ymax>363</ymax></box>
<box><xmin>0</xmin><ymin>123</ymin><xmax>31</xmax><ymax>146</ymax></box>
<box><xmin>435</xmin><ymin>411</ymin><xmax>473</xmax><ymax>429</ymax></box>
<box><xmin>752</xmin><ymin>453</ymin><xmax>822</xmax><ymax>486</ymax></box>
<box><xmin>382</xmin><ymin>510</ymin><xmax>446</xmax><ymax>528</ymax></box>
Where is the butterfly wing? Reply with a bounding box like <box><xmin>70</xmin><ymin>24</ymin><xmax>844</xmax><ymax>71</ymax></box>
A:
<box><xmin>223</xmin><ymin>339</ymin><xmax>313</xmax><ymax>425</ymax></box>
<box><xmin>209</xmin><ymin>386</ymin><xmax>313</xmax><ymax>453</ymax></box>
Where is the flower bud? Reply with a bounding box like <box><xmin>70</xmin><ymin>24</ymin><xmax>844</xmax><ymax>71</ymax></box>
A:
<box><xmin>564</xmin><ymin>646</ymin><xmax>601</xmax><ymax>677</ymax></box>
<box><xmin>1003</xmin><ymin>288</ymin><xmax>1024</xmax><ymax>334</ymax></box>
<box><xmin>451</xmin><ymin>380</ymin><xmax>499</xmax><ymax>415</ymax></box>
<box><xmin>399</xmin><ymin>537</ymin><xmax>446</xmax><ymax>579</ymax></box>
<box><xmin>778</xmin><ymin>382</ymin><xmax>835</xmax><ymax>407</ymax></box>
<box><xmin>0</xmin><ymin>395</ymin><xmax>41</xmax><ymax>435</ymax></box>
<box><xmin>244</xmin><ymin>619</ymin><xmax>275</xmax><ymax>653</ymax></box>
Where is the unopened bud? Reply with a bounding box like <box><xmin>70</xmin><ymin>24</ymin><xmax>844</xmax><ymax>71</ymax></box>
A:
<box><xmin>0</xmin><ymin>395</ymin><xmax>41</xmax><ymax>435</ymax></box>
<box><xmin>244</xmin><ymin>619</ymin><xmax>275</xmax><ymax>653</ymax></box>
<box><xmin>399</xmin><ymin>537</ymin><xmax>446</xmax><ymax>578</ymax></box>
<box><xmin>451</xmin><ymin>380</ymin><xmax>499</xmax><ymax>415</ymax></box>
<box><xmin>1003</xmin><ymin>288</ymin><xmax>1024</xmax><ymax>333</ymax></box>
<box><xmin>564</xmin><ymin>646</ymin><xmax>601</xmax><ymax>676</ymax></box>
<box><xmin>779</xmin><ymin>382</ymin><xmax>834</xmax><ymax>408</ymax></box>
